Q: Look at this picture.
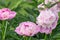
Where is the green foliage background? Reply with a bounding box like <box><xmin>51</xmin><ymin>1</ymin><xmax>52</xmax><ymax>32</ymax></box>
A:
<box><xmin>0</xmin><ymin>0</ymin><xmax>60</xmax><ymax>40</ymax></box>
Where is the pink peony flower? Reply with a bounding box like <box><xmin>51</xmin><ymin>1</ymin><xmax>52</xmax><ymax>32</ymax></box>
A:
<box><xmin>36</xmin><ymin>9</ymin><xmax>59</xmax><ymax>34</ymax></box>
<box><xmin>45</xmin><ymin>0</ymin><xmax>59</xmax><ymax>4</ymax></box>
<box><xmin>50</xmin><ymin>4</ymin><xmax>59</xmax><ymax>13</ymax></box>
<box><xmin>0</xmin><ymin>8</ymin><xmax>16</xmax><ymax>20</ymax></box>
<box><xmin>15</xmin><ymin>21</ymin><xmax>40</xmax><ymax>36</ymax></box>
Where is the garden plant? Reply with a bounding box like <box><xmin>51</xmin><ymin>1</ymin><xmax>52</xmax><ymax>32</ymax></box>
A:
<box><xmin>0</xmin><ymin>0</ymin><xmax>60</xmax><ymax>40</ymax></box>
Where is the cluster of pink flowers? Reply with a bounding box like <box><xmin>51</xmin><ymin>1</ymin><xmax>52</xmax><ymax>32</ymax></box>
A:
<box><xmin>36</xmin><ymin>0</ymin><xmax>59</xmax><ymax>34</ymax></box>
<box><xmin>36</xmin><ymin>9</ymin><xmax>58</xmax><ymax>34</ymax></box>
<box><xmin>0</xmin><ymin>8</ymin><xmax>16</xmax><ymax>20</ymax></box>
<box><xmin>15</xmin><ymin>0</ymin><xmax>59</xmax><ymax>36</ymax></box>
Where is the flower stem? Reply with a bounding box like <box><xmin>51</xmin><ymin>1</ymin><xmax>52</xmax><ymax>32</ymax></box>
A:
<box><xmin>49</xmin><ymin>32</ymin><xmax>52</xmax><ymax>40</ymax></box>
<box><xmin>44</xmin><ymin>34</ymin><xmax>47</xmax><ymax>40</ymax></box>
<box><xmin>23</xmin><ymin>36</ymin><xmax>27</xmax><ymax>40</ymax></box>
<box><xmin>29</xmin><ymin>37</ymin><xmax>31</xmax><ymax>40</ymax></box>
<box><xmin>2</xmin><ymin>21</ymin><xmax>8</xmax><ymax>40</ymax></box>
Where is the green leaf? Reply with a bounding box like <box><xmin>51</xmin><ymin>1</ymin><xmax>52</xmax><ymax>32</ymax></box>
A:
<box><xmin>20</xmin><ymin>2</ymin><xmax>34</xmax><ymax>9</ymax></box>
<box><xmin>5</xmin><ymin>0</ymin><xmax>22</xmax><ymax>10</ymax></box>
<box><xmin>51</xmin><ymin>24</ymin><xmax>60</xmax><ymax>39</ymax></box>
<box><xmin>28</xmin><ymin>14</ymin><xmax>36</xmax><ymax>22</ymax></box>
<box><xmin>38</xmin><ymin>0</ymin><xmax>44</xmax><ymax>4</ymax></box>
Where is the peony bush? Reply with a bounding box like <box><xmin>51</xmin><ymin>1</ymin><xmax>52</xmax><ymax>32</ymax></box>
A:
<box><xmin>0</xmin><ymin>0</ymin><xmax>60</xmax><ymax>40</ymax></box>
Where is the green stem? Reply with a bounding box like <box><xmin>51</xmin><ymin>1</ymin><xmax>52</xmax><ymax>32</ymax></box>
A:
<box><xmin>26</xmin><ymin>37</ymin><xmax>27</xmax><ymax>40</ymax></box>
<box><xmin>29</xmin><ymin>37</ymin><xmax>31</xmax><ymax>40</ymax></box>
<box><xmin>49</xmin><ymin>32</ymin><xmax>52</xmax><ymax>40</ymax></box>
<box><xmin>2</xmin><ymin>21</ymin><xmax>8</xmax><ymax>40</ymax></box>
<box><xmin>44</xmin><ymin>34</ymin><xmax>47</xmax><ymax>40</ymax></box>
<box><xmin>2</xmin><ymin>21</ymin><xmax>4</xmax><ymax>36</ymax></box>
<box><xmin>23</xmin><ymin>36</ymin><xmax>27</xmax><ymax>40</ymax></box>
